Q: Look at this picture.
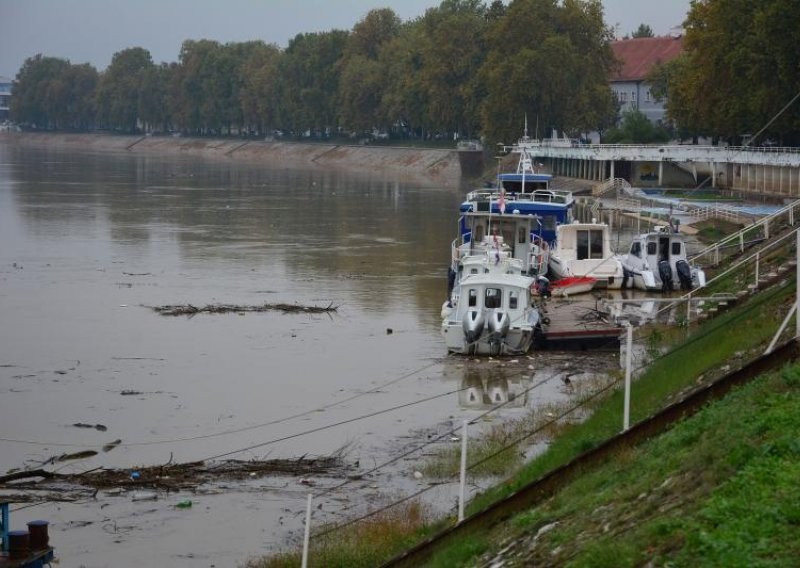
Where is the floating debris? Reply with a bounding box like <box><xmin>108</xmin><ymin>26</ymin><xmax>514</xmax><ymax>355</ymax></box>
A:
<box><xmin>1</xmin><ymin>455</ymin><xmax>352</xmax><ymax>492</ymax></box>
<box><xmin>72</xmin><ymin>423</ymin><xmax>108</xmax><ymax>432</ymax></box>
<box><xmin>150</xmin><ymin>302</ymin><xmax>338</xmax><ymax>316</ymax></box>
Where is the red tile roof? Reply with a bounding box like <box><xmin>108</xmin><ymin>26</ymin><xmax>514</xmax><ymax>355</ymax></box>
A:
<box><xmin>611</xmin><ymin>36</ymin><xmax>684</xmax><ymax>82</ymax></box>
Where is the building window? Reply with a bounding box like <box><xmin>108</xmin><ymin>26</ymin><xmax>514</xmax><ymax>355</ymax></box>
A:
<box><xmin>645</xmin><ymin>89</ymin><xmax>651</xmax><ymax>102</ymax></box>
<box><xmin>631</xmin><ymin>90</ymin><xmax>636</xmax><ymax>102</ymax></box>
<box><xmin>620</xmin><ymin>92</ymin><xmax>628</xmax><ymax>102</ymax></box>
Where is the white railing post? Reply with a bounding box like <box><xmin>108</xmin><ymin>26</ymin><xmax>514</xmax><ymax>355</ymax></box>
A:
<box><xmin>755</xmin><ymin>251</ymin><xmax>760</xmax><ymax>286</ymax></box>
<box><xmin>797</xmin><ymin>229</ymin><xmax>799</xmax><ymax>339</ymax></box>
<box><xmin>623</xmin><ymin>324</ymin><xmax>633</xmax><ymax>432</ymax></box>
<box><xmin>686</xmin><ymin>293</ymin><xmax>692</xmax><ymax>325</ymax></box>
<box><xmin>715</xmin><ymin>244</ymin><xmax>720</xmax><ymax>265</ymax></box>
<box><xmin>740</xmin><ymin>232</ymin><xmax>744</xmax><ymax>253</ymax></box>
<box><xmin>302</xmin><ymin>493</ymin><xmax>313</xmax><ymax>568</ymax></box>
<box><xmin>458</xmin><ymin>420</ymin><xmax>469</xmax><ymax>523</ymax></box>
<box><xmin>764</xmin><ymin>219</ymin><xmax>770</xmax><ymax>240</ymax></box>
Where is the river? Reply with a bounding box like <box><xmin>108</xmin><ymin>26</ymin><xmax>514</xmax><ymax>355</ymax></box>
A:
<box><xmin>1</xmin><ymin>141</ymin><xmax>605</xmax><ymax>566</ymax></box>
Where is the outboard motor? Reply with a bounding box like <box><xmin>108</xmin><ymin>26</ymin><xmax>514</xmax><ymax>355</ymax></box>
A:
<box><xmin>487</xmin><ymin>310</ymin><xmax>511</xmax><ymax>338</ymax></box>
<box><xmin>536</xmin><ymin>275</ymin><xmax>551</xmax><ymax>298</ymax></box>
<box><xmin>658</xmin><ymin>260</ymin><xmax>673</xmax><ymax>292</ymax></box>
<box><xmin>462</xmin><ymin>309</ymin><xmax>485</xmax><ymax>345</ymax></box>
<box><xmin>675</xmin><ymin>259</ymin><xmax>693</xmax><ymax>290</ymax></box>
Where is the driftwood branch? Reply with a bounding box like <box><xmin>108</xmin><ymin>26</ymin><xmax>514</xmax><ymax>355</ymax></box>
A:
<box><xmin>2</xmin><ymin>455</ymin><xmax>353</xmax><ymax>492</ymax></box>
<box><xmin>0</xmin><ymin>469</ymin><xmax>61</xmax><ymax>484</ymax></box>
<box><xmin>150</xmin><ymin>302</ymin><xmax>338</xmax><ymax>316</ymax></box>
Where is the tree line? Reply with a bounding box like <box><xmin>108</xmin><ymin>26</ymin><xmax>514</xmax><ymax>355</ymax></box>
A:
<box><xmin>11</xmin><ymin>0</ymin><xmax>800</xmax><ymax>146</ymax></box>
<box><xmin>9</xmin><ymin>0</ymin><xmax>617</xmax><ymax>145</ymax></box>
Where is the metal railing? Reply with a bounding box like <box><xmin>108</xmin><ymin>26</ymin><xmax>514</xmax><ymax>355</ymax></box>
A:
<box><xmin>690</xmin><ymin>199</ymin><xmax>800</xmax><ymax>266</ymax></box>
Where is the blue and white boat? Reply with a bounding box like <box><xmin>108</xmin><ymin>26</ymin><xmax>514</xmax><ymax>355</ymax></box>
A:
<box><xmin>458</xmin><ymin>143</ymin><xmax>574</xmax><ymax>247</ymax></box>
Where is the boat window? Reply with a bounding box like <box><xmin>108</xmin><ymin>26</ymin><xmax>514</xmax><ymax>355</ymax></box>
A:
<box><xmin>470</xmin><ymin>268</ymin><xmax>478</xmax><ymax>274</ymax></box>
<box><xmin>647</xmin><ymin>242</ymin><xmax>657</xmax><ymax>256</ymax></box>
<box><xmin>518</xmin><ymin>227</ymin><xmax>526</xmax><ymax>244</ymax></box>
<box><xmin>474</xmin><ymin>224</ymin><xmax>484</xmax><ymax>241</ymax></box>
<box><xmin>509</xmin><ymin>290</ymin><xmax>518</xmax><ymax>309</ymax></box>
<box><xmin>542</xmin><ymin>215</ymin><xmax>556</xmax><ymax>231</ymax></box>
<box><xmin>576</xmin><ymin>229</ymin><xmax>604</xmax><ymax>260</ymax></box>
<box><xmin>485</xmin><ymin>288</ymin><xmax>502</xmax><ymax>309</ymax></box>
<box><xmin>468</xmin><ymin>289</ymin><xmax>477</xmax><ymax>307</ymax></box>
<box><xmin>630</xmin><ymin>241</ymin><xmax>642</xmax><ymax>258</ymax></box>
<box><xmin>659</xmin><ymin>237</ymin><xmax>669</xmax><ymax>260</ymax></box>
<box><xmin>671</xmin><ymin>241</ymin><xmax>682</xmax><ymax>256</ymax></box>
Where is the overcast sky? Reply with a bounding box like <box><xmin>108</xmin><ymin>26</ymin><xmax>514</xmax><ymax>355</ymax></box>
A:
<box><xmin>0</xmin><ymin>0</ymin><xmax>691</xmax><ymax>78</ymax></box>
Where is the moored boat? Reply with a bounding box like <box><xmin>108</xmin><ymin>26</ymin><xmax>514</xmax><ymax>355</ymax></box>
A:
<box><xmin>547</xmin><ymin>221</ymin><xmax>625</xmax><ymax>289</ymax></box>
<box><xmin>441</xmin><ymin>272</ymin><xmax>541</xmax><ymax>355</ymax></box>
<box><xmin>619</xmin><ymin>225</ymin><xmax>706</xmax><ymax>292</ymax></box>
<box><xmin>549</xmin><ymin>275</ymin><xmax>598</xmax><ymax>297</ymax></box>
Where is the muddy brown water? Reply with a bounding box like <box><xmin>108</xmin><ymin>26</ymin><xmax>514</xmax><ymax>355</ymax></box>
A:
<box><xmin>0</xmin><ymin>141</ymin><xmax>617</xmax><ymax>567</ymax></box>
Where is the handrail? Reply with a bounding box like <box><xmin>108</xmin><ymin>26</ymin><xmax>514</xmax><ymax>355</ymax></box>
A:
<box><xmin>690</xmin><ymin>199</ymin><xmax>800</xmax><ymax>263</ymax></box>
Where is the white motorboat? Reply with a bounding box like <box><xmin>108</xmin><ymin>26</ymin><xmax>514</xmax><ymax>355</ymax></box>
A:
<box><xmin>447</xmin><ymin>211</ymin><xmax>550</xmax><ymax>304</ymax></box>
<box><xmin>441</xmin><ymin>272</ymin><xmax>540</xmax><ymax>355</ymax></box>
<box><xmin>619</xmin><ymin>226</ymin><xmax>706</xmax><ymax>291</ymax></box>
<box><xmin>547</xmin><ymin>221</ymin><xmax>625</xmax><ymax>289</ymax></box>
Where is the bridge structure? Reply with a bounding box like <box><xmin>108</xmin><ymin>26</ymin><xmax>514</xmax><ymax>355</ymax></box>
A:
<box><xmin>518</xmin><ymin>140</ymin><xmax>800</xmax><ymax>198</ymax></box>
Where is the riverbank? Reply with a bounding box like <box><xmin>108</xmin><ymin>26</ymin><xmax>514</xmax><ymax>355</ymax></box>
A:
<box><xmin>0</xmin><ymin>131</ymin><xmax>466</xmax><ymax>188</ymax></box>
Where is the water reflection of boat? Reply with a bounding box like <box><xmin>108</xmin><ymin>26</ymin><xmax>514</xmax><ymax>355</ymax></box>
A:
<box><xmin>457</xmin><ymin>368</ymin><xmax>530</xmax><ymax>409</ymax></box>
<box><xmin>619</xmin><ymin>225</ymin><xmax>706</xmax><ymax>292</ymax></box>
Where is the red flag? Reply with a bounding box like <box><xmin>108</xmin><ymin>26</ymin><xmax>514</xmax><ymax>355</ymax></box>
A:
<box><xmin>499</xmin><ymin>188</ymin><xmax>506</xmax><ymax>214</ymax></box>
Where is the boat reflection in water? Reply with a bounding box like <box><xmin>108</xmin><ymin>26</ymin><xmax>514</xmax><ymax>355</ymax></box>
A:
<box><xmin>456</xmin><ymin>366</ymin><xmax>532</xmax><ymax>410</ymax></box>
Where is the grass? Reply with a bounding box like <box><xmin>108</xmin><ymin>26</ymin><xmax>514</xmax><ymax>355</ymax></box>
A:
<box><xmin>464</xmin><ymin>282</ymin><xmax>794</xmax><ymax>517</ymax></box>
<box><xmin>244</xmin><ymin>502</ymin><xmax>434</xmax><ymax>568</ymax></box>
<box><xmin>693</xmin><ymin>219</ymin><xmax>743</xmax><ymax>244</ymax></box>
<box><xmin>246</xmin><ymin>279</ymin><xmax>797</xmax><ymax>568</ymax></box>
<box><xmin>456</xmin><ymin>361</ymin><xmax>800</xmax><ymax>566</ymax></box>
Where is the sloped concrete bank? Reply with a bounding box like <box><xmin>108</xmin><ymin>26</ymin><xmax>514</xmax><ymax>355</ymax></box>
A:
<box><xmin>1</xmin><ymin>132</ymin><xmax>465</xmax><ymax>188</ymax></box>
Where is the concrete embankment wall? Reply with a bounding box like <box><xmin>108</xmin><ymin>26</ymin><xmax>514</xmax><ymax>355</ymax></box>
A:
<box><xmin>1</xmin><ymin>132</ymin><xmax>466</xmax><ymax>188</ymax></box>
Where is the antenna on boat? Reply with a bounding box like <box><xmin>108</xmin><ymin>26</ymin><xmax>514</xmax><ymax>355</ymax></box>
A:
<box><xmin>524</xmin><ymin>113</ymin><xmax>529</xmax><ymax>140</ymax></box>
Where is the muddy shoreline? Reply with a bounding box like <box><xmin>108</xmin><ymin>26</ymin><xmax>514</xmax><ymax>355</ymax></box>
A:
<box><xmin>0</xmin><ymin>131</ymin><xmax>467</xmax><ymax>187</ymax></box>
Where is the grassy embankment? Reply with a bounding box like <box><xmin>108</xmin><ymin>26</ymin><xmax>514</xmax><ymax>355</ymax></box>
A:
<box><xmin>437</xmin><ymin>355</ymin><xmax>800</xmax><ymax>566</ymax></box>
<box><xmin>247</xmin><ymin>270</ymin><xmax>798</xmax><ymax>567</ymax></box>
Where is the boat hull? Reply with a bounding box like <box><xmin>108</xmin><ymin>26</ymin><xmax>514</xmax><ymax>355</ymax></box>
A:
<box><xmin>442</xmin><ymin>322</ymin><xmax>536</xmax><ymax>355</ymax></box>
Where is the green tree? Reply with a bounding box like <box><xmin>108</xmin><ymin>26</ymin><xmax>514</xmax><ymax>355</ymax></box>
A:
<box><xmin>665</xmin><ymin>0</ymin><xmax>800</xmax><ymax>144</ymax></box>
<box><xmin>416</xmin><ymin>0</ymin><xmax>489</xmax><ymax>138</ymax></box>
<box><xmin>138</xmin><ymin>63</ymin><xmax>172</xmax><ymax>133</ymax></box>
<box><xmin>603</xmin><ymin>109</ymin><xmax>671</xmax><ymax>143</ymax></box>
<box><xmin>338</xmin><ymin>8</ymin><xmax>401</xmax><ymax>133</ymax></box>
<box><xmin>237</xmin><ymin>42</ymin><xmax>281</xmax><ymax>135</ymax></box>
<box><xmin>480</xmin><ymin>0</ymin><xmax>617</xmax><ymax>144</ymax></box>
<box><xmin>11</xmin><ymin>54</ymin><xmax>71</xmax><ymax>128</ymax></box>
<box><xmin>631</xmin><ymin>23</ymin><xmax>654</xmax><ymax>38</ymax></box>
<box><xmin>378</xmin><ymin>22</ymin><xmax>429</xmax><ymax>138</ymax></box>
<box><xmin>274</xmin><ymin>30</ymin><xmax>348</xmax><ymax>134</ymax></box>
<box><xmin>96</xmin><ymin>47</ymin><xmax>154</xmax><ymax>132</ymax></box>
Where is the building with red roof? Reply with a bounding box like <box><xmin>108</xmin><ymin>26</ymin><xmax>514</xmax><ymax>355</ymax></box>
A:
<box><xmin>610</xmin><ymin>33</ymin><xmax>684</xmax><ymax>124</ymax></box>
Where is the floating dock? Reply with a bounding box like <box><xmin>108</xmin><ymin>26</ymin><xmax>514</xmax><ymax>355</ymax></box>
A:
<box><xmin>537</xmin><ymin>295</ymin><xmax>623</xmax><ymax>350</ymax></box>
